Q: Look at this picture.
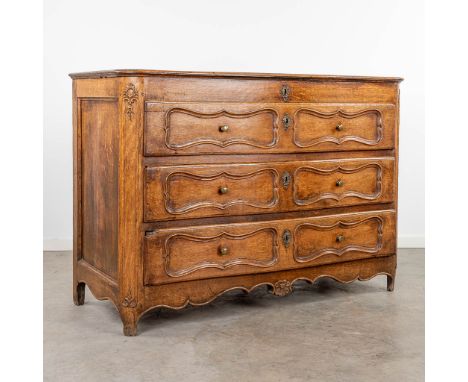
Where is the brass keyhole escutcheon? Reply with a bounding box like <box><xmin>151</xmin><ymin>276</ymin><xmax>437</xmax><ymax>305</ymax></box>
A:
<box><xmin>219</xmin><ymin>125</ymin><xmax>229</xmax><ymax>132</ymax></box>
<box><xmin>218</xmin><ymin>246</ymin><xmax>229</xmax><ymax>256</ymax></box>
<box><xmin>219</xmin><ymin>186</ymin><xmax>229</xmax><ymax>194</ymax></box>
<box><xmin>282</xmin><ymin>171</ymin><xmax>291</xmax><ymax>189</ymax></box>
<box><xmin>280</xmin><ymin>85</ymin><xmax>290</xmax><ymax>102</ymax></box>
<box><xmin>336</xmin><ymin>234</ymin><xmax>345</xmax><ymax>243</ymax></box>
<box><xmin>282</xmin><ymin>114</ymin><xmax>292</xmax><ymax>130</ymax></box>
<box><xmin>282</xmin><ymin>230</ymin><xmax>292</xmax><ymax>248</ymax></box>
<box><xmin>336</xmin><ymin>179</ymin><xmax>344</xmax><ymax>187</ymax></box>
<box><xmin>336</xmin><ymin>123</ymin><xmax>344</xmax><ymax>132</ymax></box>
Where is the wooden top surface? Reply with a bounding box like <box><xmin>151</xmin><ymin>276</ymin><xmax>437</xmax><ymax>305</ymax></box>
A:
<box><xmin>69</xmin><ymin>69</ymin><xmax>403</xmax><ymax>82</ymax></box>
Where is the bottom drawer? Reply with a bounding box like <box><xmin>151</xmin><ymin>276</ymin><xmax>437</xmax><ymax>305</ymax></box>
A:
<box><xmin>144</xmin><ymin>210</ymin><xmax>396</xmax><ymax>286</ymax></box>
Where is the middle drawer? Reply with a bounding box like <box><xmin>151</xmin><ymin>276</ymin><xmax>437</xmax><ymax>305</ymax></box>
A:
<box><xmin>144</xmin><ymin>157</ymin><xmax>395</xmax><ymax>221</ymax></box>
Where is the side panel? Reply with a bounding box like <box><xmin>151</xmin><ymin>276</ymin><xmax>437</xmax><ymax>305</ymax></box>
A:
<box><xmin>80</xmin><ymin>99</ymin><xmax>119</xmax><ymax>279</ymax></box>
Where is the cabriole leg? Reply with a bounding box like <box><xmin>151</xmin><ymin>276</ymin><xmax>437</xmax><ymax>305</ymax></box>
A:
<box><xmin>121</xmin><ymin>311</ymin><xmax>138</xmax><ymax>336</ymax></box>
<box><xmin>387</xmin><ymin>275</ymin><xmax>395</xmax><ymax>292</ymax></box>
<box><xmin>74</xmin><ymin>281</ymin><xmax>85</xmax><ymax>305</ymax></box>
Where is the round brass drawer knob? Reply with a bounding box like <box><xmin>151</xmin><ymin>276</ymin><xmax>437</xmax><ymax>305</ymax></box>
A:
<box><xmin>219</xmin><ymin>125</ymin><xmax>229</xmax><ymax>132</ymax></box>
<box><xmin>218</xmin><ymin>246</ymin><xmax>229</xmax><ymax>256</ymax></box>
<box><xmin>336</xmin><ymin>123</ymin><xmax>344</xmax><ymax>131</ymax></box>
<box><xmin>336</xmin><ymin>179</ymin><xmax>344</xmax><ymax>187</ymax></box>
<box><xmin>219</xmin><ymin>186</ymin><xmax>229</xmax><ymax>194</ymax></box>
<box><xmin>336</xmin><ymin>234</ymin><xmax>345</xmax><ymax>243</ymax></box>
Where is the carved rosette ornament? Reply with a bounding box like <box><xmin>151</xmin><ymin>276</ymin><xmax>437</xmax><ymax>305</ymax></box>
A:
<box><xmin>122</xmin><ymin>296</ymin><xmax>137</xmax><ymax>308</ymax></box>
<box><xmin>272</xmin><ymin>280</ymin><xmax>293</xmax><ymax>296</ymax></box>
<box><xmin>122</xmin><ymin>83</ymin><xmax>139</xmax><ymax>120</ymax></box>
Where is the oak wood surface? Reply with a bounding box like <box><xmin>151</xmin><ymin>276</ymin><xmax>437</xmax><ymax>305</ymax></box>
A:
<box><xmin>143</xmin><ymin>78</ymin><xmax>398</xmax><ymax>104</ymax></box>
<box><xmin>142</xmin><ymin>254</ymin><xmax>397</xmax><ymax>313</ymax></box>
<box><xmin>144</xmin><ymin>210</ymin><xmax>395</xmax><ymax>286</ymax></box>
<box><xmin>144</xmin><ymin>102</ymin><xmax>395</xmax><ymax>155</ymax></box>
<box><xmin>80</xmin><ymin>99</ymin><xmax>119</xmax><ymax>279</ymax></box>
<box><xmin>69</xmin><ymin>69</ymin><xmax>402</xmax><ymax>82</ymax></box>
<box><xmin>71</xmin><ymin>70</ymin><xmax>401</xmax><ymax>335</ymax></box>
<box><xmin>144</xmin><ymin>158</ymin><xmax>394</xmax><ymax>221</ymax></box>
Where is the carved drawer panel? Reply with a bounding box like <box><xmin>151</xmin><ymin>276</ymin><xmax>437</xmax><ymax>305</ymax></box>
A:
<box><xmin>292</xmin><ymin>158</ymin><xmax>395</xmax><ymax>209</ymax></box>
<box><xmin>145</xmin><ymin>103</ymin><xmax>279</xmax><ymax>156</ymax></box>
<box><xmin>292</xmin><ymin>105</ymin><xmax>395</xmax><ymax>151</ymax></box>
<box><xmin>144</xmin><ymin>164</ymin><xmax>280</xmax><ymax>221</ymax></box>
<box><xmin>145</xmin><ymin>102</ymin><xmax>395</xmax><ymax>156</ymax></box>
<box><xmin>294</xmin><ymin>215</ymin><xmax>388</xmax><ymax>264</ymax></box>
<box><xmin>144</xmin><ymin>225</ymin><xmax>280</xmax><ymax>285</ymax></box>
<box><xmin>144</xmin><ymin>158</ymin><xmax>394</xmax><ymax>221</ymax></box>
<box><xmin>143</xmin><ymin>210</ymin><xmax>396</xmax><ymax>286</ymax></box>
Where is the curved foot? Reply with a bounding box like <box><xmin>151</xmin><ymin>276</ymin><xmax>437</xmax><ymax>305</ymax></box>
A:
<box><xmin>387</xmin><ymin>275</ymin><xmax>395</xmax><ymax>292</ymax></box>
<box><xmin>121</xmin><ymin>313</ymin><xmax>138</xmax><ymax>336</ymax></box>
<box><xmin>123</xmin><ymin>324</ymin><xmax>138</xmax><ymax>336</ymax></box>
<box><xmin>74</xmin><ymin>282</ymin><xmax>85</xmax><ymax>305</ymax></box>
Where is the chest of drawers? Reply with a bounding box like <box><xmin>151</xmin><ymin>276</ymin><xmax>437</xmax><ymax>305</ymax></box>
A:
<box><xmin>70</xmin><ymin>69</ymin><xmax>402</xmax><ymax>336</ymax></box>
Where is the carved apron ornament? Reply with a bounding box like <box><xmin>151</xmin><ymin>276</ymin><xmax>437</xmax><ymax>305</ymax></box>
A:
<box><xmin>122</xmin><ymin>83</ymin><xmax>139</xmax><ymax>121</ymax></box>
<box><xmin>122</xmin><ymin>296</ymin><xmax>137</xmax><ymax>308</ymax></box>
<box><xmin>273</xmin><ymin>280</ymin><xmax>293</xmax><ymax>296</ymax></box>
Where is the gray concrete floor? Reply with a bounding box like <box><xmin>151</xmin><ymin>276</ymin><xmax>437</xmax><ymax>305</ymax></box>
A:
<box><xmin>44</xmin><ymin>249</ymin><xmax>424</xmax><ymax>382</ymax></box>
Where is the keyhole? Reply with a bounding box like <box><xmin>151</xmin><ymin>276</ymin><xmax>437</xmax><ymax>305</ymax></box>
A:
<box><xmin>282</xmin><ymin>230</ymin><xmax>292</xmax><ymax>247</ymax></box>
<box><xmin>281</xmin><ymin>85</ymin><xmax>290</xmax><ymax>101</ymax></box>
<box><xmin>282</xmin><ymin>171</ymin><xmax>291</xmax><ymax>188</ymax></box>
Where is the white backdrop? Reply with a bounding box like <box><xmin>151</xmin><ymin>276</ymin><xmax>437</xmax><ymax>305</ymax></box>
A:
<box><xmin>44</xmin><ymin>0</ymin><xmax>424</xmax><ymax>250</ymax></box>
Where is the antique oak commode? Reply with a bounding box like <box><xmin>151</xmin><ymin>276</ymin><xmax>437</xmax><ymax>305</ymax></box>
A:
<box><xmin>70</xmin><ymin>69</ymin><xmax>402</xmax><ymax>336</ymax></box>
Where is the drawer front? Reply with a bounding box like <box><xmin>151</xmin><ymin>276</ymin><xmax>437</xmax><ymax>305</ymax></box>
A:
<box><xmin>144</xmin><ymin>158</ymin><xmax>395</xmax><ymax>221</ymax></box>
<box><xmin>144</xmin><ymin>210</ymin><xmax>396</xmax><ymax>285</ymax></box>
<box><xmin>292</xmin><ymin>106</ymin><xmax>390</xmax><ymax>151</ymax></box>
<box><xmin>144</xmin><ymin>77</ymin><xmax>398</xmax><ymax>104</ymax></box>
<box><xmin>144</xmin><ymin>103</ymin><xmax>395</xmax><ymax>156</ymax></box>
<box><xmin>294</xmin><ymin>215</ymin><xmax>384</xmax><ymax>263</ymax></box>
<box><xmin>293</xmin><ymin>161</ymin><xmax>387</xmax><ymax>207</ymax></box>
<box><xmin>145</xmin><ymin>227</ymin><xmax>279</xmax><ymax>285</ymax></box>
<box><xmin>149</xmin><ymin>167</ymin><xmax>280</xmax><ymax>217</ymax></box>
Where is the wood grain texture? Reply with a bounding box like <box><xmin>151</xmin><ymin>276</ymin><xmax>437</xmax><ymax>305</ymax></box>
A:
<box><xmin>145</xmin><ymin>102</ymin><xmax>395</xmax><ymax>155</ymax></box>
<box><xmin>292</xmin><ymin>107</ymin><xmax>388</xmax><ymax>149</ymax></box>
<box><xmin>294</xmin><ymin>216</ymin><xmax>383</xmax><ymax>262</ymax></box>
<box><xmin>143</xmin><ymin>78</ymin><xmax>398</xmax><ymax>104</ymax></box>
<box><xmin>144</xmin><ymin>158</ymin><xmax>394</xmax><ymax>221</ymax></box>
<box><xmin>143</xmin><ymin>210</ymin><xmax>395</xmax><ymax>286</ymax></box>
<box><xmin>80</xmin><ymin>99</ymin><xmax>119</xmax><ymax>279</ymax></box>
<box><xmin>160</xmin><ymin>106</ymin><xmax>279</xmax><ymax>151</ymax></box>
<box><xmin>161</xmin><ymin>168</ymin><xmax>279</xmax><ymax>215</ymax></box>
<box><xmin>292</xmin><ymin>160</ymin><xmax>388</xmax><ymax>207</ymax></box>
<box><xmin>141</xmin><ymin>254</ymin><xmax>397</xmax><ymax>318</ymax></box>
<box><xmin>117</xmin><ymin>77</ymin><xmax>145</xmax><ymax>336</ymax></box>
<box><xmin>161</xmin><ymin>228</ymin><xmax>279</xmax><ymax>278</ymax></box>
<box><xmin>69</xmin><ymin>69</ymin><xmax>402</xmax><ymax>82</ymax></box>
<box><xmin>72</xmin><ymin>80</ymin><xmax>83</xmax><ymax>306</ymax></box>
<box><xmin>71</xmin><ymin>70</ymin><xmax>401</xmax><ymax>335</ymax></box>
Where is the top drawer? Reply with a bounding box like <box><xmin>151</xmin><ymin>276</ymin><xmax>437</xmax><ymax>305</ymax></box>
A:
<box><xmin>144</xmin><ymin>77</ymin><xmax>398</xmax><ymax>104</ymax></box>
<box><xmin>144</xmin><ymin>103</ymin><xmax>395</xmax><ymax>156</ymax></box>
